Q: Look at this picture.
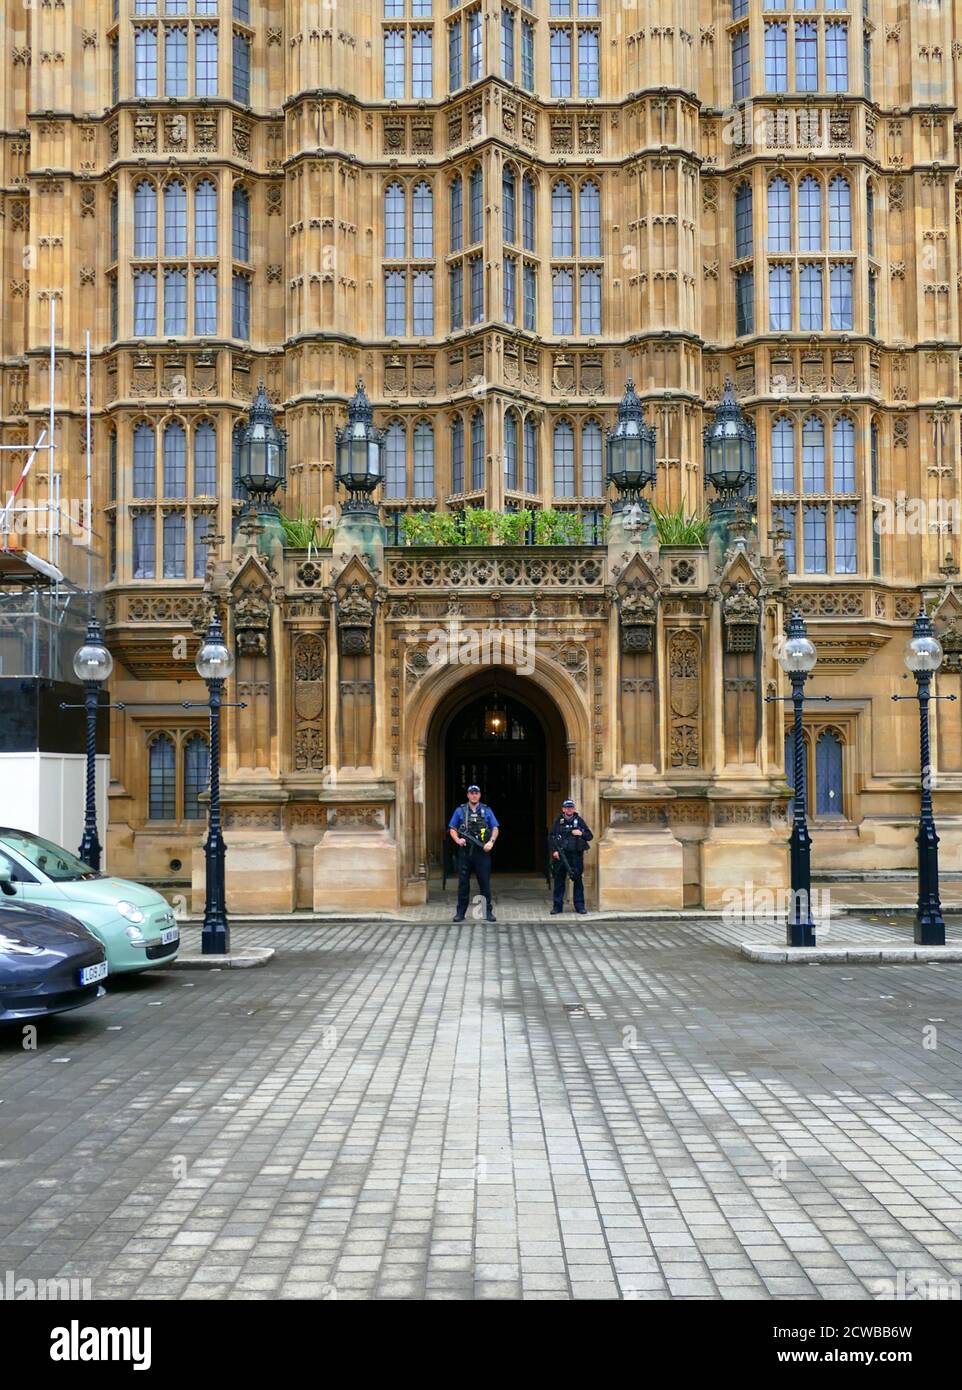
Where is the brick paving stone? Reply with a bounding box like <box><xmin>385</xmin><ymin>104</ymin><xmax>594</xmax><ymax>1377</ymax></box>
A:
<box><xmin>2</xmin><ymin>917</ymin><xmax>962</xmax><ymax>1301</ymax></box>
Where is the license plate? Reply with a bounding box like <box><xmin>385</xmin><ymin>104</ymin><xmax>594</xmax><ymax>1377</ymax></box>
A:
<box><xmin>80</xmin><ymin>960</ymin><xmax>108</xmax><ymax>986</ymax></box>
<box><xmin>160</xmin><ymin>927</ymin><xmax>179</xmax><ymax>947</ymax></box>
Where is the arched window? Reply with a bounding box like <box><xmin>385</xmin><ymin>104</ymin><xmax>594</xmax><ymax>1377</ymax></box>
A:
<box><xmin>183</xmin><ymin>734</ymin><xmax>210</xmax><ymax>821</ymax></box>
<box><xmin>385</xmin><ymin>181</ymin><xmax>406</xmax><ymax>258</ymax></box>
<box><xmin>163</xmin><ymin>268</ymin><xmax>187</xmax><ymax>334</ymax></box>
<box><xmin>470</xmin><ymin>410</ymin><xmax>485</xmax><ymax>490</ymax></box>
<box><xmin>412</xmin><ymin>181</ymin><xmax>433</xmax><ymax>258</ymax></box>
<box><xmin>384</xmin><ymin>270</ymin><xmax>406</xmax><ymax>335</ymax></box>
<box><xmin>231</xmin><ymin>420</ymin><xmax>246</xmax><ymax>499</ymax></box>
<box><xmin>866</xmin><ymin>182</ymin><xmax>875</xmax><ymax>258</ymax></box>
<box><xmin>163</xmin><ymin>511</ymin><xmax>186</xmax><ymax>578</ymax></box>
<box><xmin>582</xmin><ymin>420</ymin><xmax>603</xmax><ymax>497</ymax></box>
<box><xmin>579</xmin><ymin>180</ymin><xmax>601</xmax><ymax>256</ymax></box>
<box><xmin>449</xmin><ymin>175</ymin><xmax>463</xmax><ymax>252</ymax></box>
<box><xmin>231</xmin><ymin>185</ymin><xmax>249</xmax><ymax>261</ymax></box>
<box><xmin>504</xmin><ymin>409</ymin><xmax>519</xmax><ymax>490</ymax></box>
<box><xmin>163</xmin><ymin>179</ymin><xmax>187</xmax><ymax>256</ymax></box>
<box><xmin>522</xmin><ymin>174</ymin><xmax>536</xmax><ymax>251</ymax></box>
<box><xmin>523</xmin><ymin>415</ymin><xmax>538</xmax><ymax>493</ymax></box>
<box><xmin>503</xmin><ymin>167</ymin><xmax>517</xmax><ymax>245</ymax></box>
<box><xmin>552</xmin><ymin>268</ymin><xmax>574</xmax><ymax>334</ymax></box>
<box><xmin>767</xmin><ymin>177</ymin><xmax>790</xmax><ymax>252</ymax></box>
<box><xmin>165</xmin><ymin>25</ymin><xmax>188</xmax><ymax>97</ymax></box>
<box><xmin>815</xmin><ymin>730</ymin><xmax>843</xmax><ymax>816</ymax></box>
<box><xmin>163</xmin><ymin>422</ymin><xmax>187</xmax><ymax>497</ymax></box>
<box><xmin>413</xmin><ymin>422</ymin><xmax>435</xmax><ymax>498</ymax></box>
<box><xmin>552</xmin><ymin>181</ymin><xmax>574</xmax><ymax>256</ymax></box>
<box><xmin>734</xmin><ymin>181</ymin><xmax>753</xmax><ymax>259</ymax></box>
<box><xmin>194</xmin><ymin>422</ymin><xmax>216</xmax><ymax>496</ymax></box>
<box><xmin>553</xmin><ymin>420</ymin><xmax>575</xmax><ymax>497</ymax></box>
<box><xmin>133</xmin><ymin>422</ymin><xmax>156</xmax><ymax>497</ymax></box>
<box><xmin>802</xmin><ymin>415</ymin><xmax>825</xmax><ymax>492</ymax></box>
<box><xmin>832</xmin><ymin>416</ymin><xmax>856</xmax><ymax>492</ymax></box>
<box><xmin>384</xmin><ymin>421</ymin><xmax>406</xmax><ymax>499</ymax></box>
<box><xmin>798</xmin><ymin>175</ymin><xmax>821</xmax><ymax>251</ymax></box>
<box><xmin>828</xmin><ymin>176</ymin><xmax>851</xmax><ymax>251</ymax></box>
<box><xmin>148</xmin><ymin>735</ymin><xmax>176</xmax><ymax>820</ymax></box>
<box><xmin>194</xmin><ymin>268</ymin><xmax>217</xmax><ymax>335</ymax></box>
<box><xmin>772</xmin><ymin>416</ymin><xmax>795</xmax><ymax>494</ymax></box>
<box><xmin>134</xmin><ymin>182</ymin><xmax>157</xmax><ymax>256</ymax></box>
<box><xmin>195</xmin><ymin>179</ymin><xmax>218</xmax><ymax>257</ymax></box>
<box><xmin>451</xmin><ymin>416</ymin><xmax>465</xmax><ymax>493</ymax></box>
<box><xmin>469</xmin><ymin>167</ymin><xmax>483</xmax><ymax>243</ymax></box>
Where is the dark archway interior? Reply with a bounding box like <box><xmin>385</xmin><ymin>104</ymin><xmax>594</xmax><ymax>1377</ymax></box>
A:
<box><xmin>427</xmin><ymin>670</ymin><xmax>570</xmax><ymax>879</ymax></box>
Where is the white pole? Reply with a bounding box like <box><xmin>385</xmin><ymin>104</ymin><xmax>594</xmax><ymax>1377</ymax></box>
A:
<box><xmin>48</xmin><ymin>295</ymin><xmax>58</xmax><ymax>568</ymax></box>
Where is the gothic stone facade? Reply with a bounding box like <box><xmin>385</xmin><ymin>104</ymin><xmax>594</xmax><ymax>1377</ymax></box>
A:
<box><xmin>4</xmin><ymin>2</ymin><xmax>962</xmax><ymax>911</ymax></box>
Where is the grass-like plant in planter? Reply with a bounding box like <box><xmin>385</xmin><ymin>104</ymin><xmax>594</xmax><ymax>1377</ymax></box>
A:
<box><xmin>279</xmin><ymin>508</ymin><xmax>333</xmax><ymax>549</ymax></box>
<box><xmin>397</xmin><ymin>506</ymin><xmax>603</xmax><ymax>546</ymax></box>
<box><xmin>649</xmin><ymin>501</ymin><xmax>708</xmax><ymax>546</ymax></box>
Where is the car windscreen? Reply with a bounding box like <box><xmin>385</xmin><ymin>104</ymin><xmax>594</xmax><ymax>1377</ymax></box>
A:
<box><xmin>0</xmin><ymin>832</ymin><xmax>102</xmax><ymax>882</ymax></box>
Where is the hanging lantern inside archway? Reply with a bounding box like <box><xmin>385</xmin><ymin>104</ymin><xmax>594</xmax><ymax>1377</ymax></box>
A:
<box><xmin>484</xmin><ymin>693</ymin><xmax>507</xmax><ymax>738</ymax></box>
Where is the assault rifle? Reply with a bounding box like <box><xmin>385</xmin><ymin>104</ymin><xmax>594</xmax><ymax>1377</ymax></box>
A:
<box><xmin>552</xmin><ymin>825</ymin><xmax>589</xmax><ymax>882</ymax></box>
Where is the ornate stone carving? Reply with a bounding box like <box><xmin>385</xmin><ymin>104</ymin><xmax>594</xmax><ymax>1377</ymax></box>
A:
<box><xmin>722</xmin><ymin>581</ymin><xmax>760</xmax><ymax>652</ymax></box>
<box><xmin>668</xmin><ymin>629</ymin><xmax>701</xmax><ymax>768</ymax></box>
<box><xmin>337</xmin><ymin>579</ymin><xmax>374</xmax><ymax>655</ymax></box>
<box><xmin>234</xmin><ymin>591</ymin><xmax>271</xmax><ymax>656</ymax></box>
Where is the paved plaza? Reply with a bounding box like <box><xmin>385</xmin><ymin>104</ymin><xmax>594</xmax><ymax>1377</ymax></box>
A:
<box><xmin>1</xmin><ymin>916</ymin><xmax>962</xmax><ymax>1301</ymax></box>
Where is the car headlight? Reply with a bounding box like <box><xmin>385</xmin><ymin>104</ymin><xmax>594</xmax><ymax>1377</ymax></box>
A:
<box><xmin>116</xmin><ymin>901</ymin><xmax>145</xmax><ymax>925</ymax></box>
<box><xmin>124</xmin><ymin>925</ymin><xmax>146</xmax><ymax>944</ymax></box>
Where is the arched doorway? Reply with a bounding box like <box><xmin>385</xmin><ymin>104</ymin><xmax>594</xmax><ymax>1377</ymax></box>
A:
<box><xmin>424</xmin><ymin>670</ymin><xmax>570</xmax><ymax>882</ymax></box>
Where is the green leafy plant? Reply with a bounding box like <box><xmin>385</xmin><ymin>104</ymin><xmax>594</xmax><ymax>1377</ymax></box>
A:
<box><xmin>462</xmin><ymin>508</ymin><xmax>497</xmax><ymax>545</ymax></box>
<box><xmin>493</xmin><ymin>509</ymin><xmax>533</xmax><ymax>545</ymax></box>
<box><xmin>399</xmin><ymin>511</ymin><xmax>438</xmax><ymax>545</ymax></box>
<box><xmin>279</xmin><ymin>508</ymin><xmax>320</xmax><ymax>549</ymax></box>
<box><xmin>649</xmin><ymin>501</ymin><xmax>708</xmax><ymax>546</ymax></box>
<box><xmin>533</xmin><ymin>509</ymin><xmax>585</xmax><ymax>546</ymax></box>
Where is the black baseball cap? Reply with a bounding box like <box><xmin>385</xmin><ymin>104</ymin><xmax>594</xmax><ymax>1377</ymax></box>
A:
<box><xmin>563</xmin><ymin>799</ymin><xmax>576</xmax><ymax>807</ymax></box>
<box><xmin>467</xmin><ymin>784</ymin><xmax>481</xmax><ymax>793</ymax></box>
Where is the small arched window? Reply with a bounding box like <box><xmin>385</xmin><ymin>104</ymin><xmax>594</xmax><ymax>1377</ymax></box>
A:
<box><xmin>522</xmin><ymin>174</ymin><xmax>536</xmax><ymax>251</ymax></box>
<box><xmin>802</xmin><ymin>415</ymin><xmax>825</xmax><ymax>492</ymax></box>
<box><xmin>866</xmin><ymin>182</ymin><xmax>875</xmax><ymax>258</ymax></box>
<box><xmin>163</xmin><ymin>179</ymin><xmax>187</xmax><ymax>256</ymax></box>
<box><xmin>134</xmin><ymin>181</ymin><xmax>157</xmax><ymax>257</ymax></box>
<box><xmin>798</xmin><ymin>175</ymin><xmax>822</xmax><ymax>251</ymax></box>
<box><xmin>183</xmin><ymin>734</ymin><xmax>210</xmax><ymax>821</ymax></box>
<box><xmin>413</xmin><ymin>422</ymin><xmax>435</xmax><ymax>499</ymax></box>
<box><xmin>194</xmin><ymin>422</ymin><xmax>216</xmax><ymax>497</ymax></box>
<box><xmin>470</xmin><ymin>410</ymin><xmax>485</xmax><ymax>490</ymax></box>
<box><xmin>450</xmin><ymin>175</ymin><xmax>463</xmax><ymax>252</ymax></box>
<box><xmin>384</xmin><ymin>421</ymin><xmax>407</xmax><ymax>499</ymax></box>
<box><xmin>579</xmin><ymin>181</ymin><xmax>601</xmax><ymax>256</ymax></box>
<box><xmin>582</xmin><ymin>421</ymin><xmax>603</xmax><ymax>497</ymax></box>
<box><xmin>231</xmin><ymin>420</ymin><xmax>246</xmax><ymax>500</ymax></box>
<box><xmin>163</xmin><ymin>421</ymin><xmax>187</xmax><ymax>498</ymax></box>
<box><xmin>503</xmin><ymin>168</ymin><xmax>517</xmax><ymax>245</ymax></box>
<box><xmin>734</xmin><ymin>182</ymin><xmax>753</xmax><ymax>259</ymax></box>
<box><xmin>133</xmin><ymin>422</ymin><xmax>156</xmax><ymax>498</ymax></box>
<box><xmin>504</xmin><ymin>410</ymin><xmax>519</xmax><ymax>491</ymax></box>
<box><xmin>772</xmin><ymin>417</ymin><xmax>795</xmax><ymax>494</ymax></box>
<box><xmin>451</xmin><ymin>416</ymin><xmax>465</xmax><ymax>494</ymax></box>
<box><xmin>832</xmin><ymin>416</ymin><xmax>856</xmax><ymax>492</ymax></box>
<box><xmin>828</xmin><ymin>176</ymin><xmax>851</xmax><ymax>251</ymax></box>
<box><xmin>384</xmin><ymin>182</ymin><xmax>406</xmax><ymax>258</ymax></box>
<box><xmin>148</xmin><ymin>735</ymin><xmax>176</xmax><ymax>821</ymax></box>
<box><xmin>195</xmin><ymin>179</ymin><xmax>218</xmax><ymax>257</ymax></box>
<box><xmin>552</xmin><ymin>420</ymin><xmax>575</xmax><ymax>498</ymax></box>
<box><xmin>412</xmin><ymin>181</ymin><xmax>433</xmax><ymax>258</ymax></box>
<box><xmin>469</xmin><ymin>167</ymin><xmax>484</xmax><ymax>243</ymax></box>
<box><xmin>767</xmin><ymin>177</ymin><xmax>790</xmax><ymax>252</ymax></box>
<box><xmin>523</xmin><ymin>415</ymin><xmax>538</xmax><ymax>493</ymax></box>
<box><xmin>231</xmin><ymin>185</ymin><xmax>249</xmax><ymax>261</ymax></box>
<box><xmin>552</xmin><ymin>181</ymin><xmax>574</xmax><ymax>256</ymax></box>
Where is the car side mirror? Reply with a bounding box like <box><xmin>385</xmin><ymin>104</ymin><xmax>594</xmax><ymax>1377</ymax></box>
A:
<box><xmin>0</xmin><ymin>856</ymin><xmax>18</xmax><ymax>896</ymax></box>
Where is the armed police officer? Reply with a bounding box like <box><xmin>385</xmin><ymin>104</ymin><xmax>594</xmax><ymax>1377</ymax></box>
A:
<box><xmin>448</xmin><ymin>784</ymin><xmax>500</xmax><ymax>923</ymax></box>
<box><xmin>549</xmin><ymin>798</ymin><xmax>593</xmax><ymax>915</ymax></box>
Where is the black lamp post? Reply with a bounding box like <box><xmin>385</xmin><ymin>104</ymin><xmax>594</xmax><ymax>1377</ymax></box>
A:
<box><xmin>778</xmin><ymin>610</ymin><xmax>818</xmax><ymax>948</ymax></box>
<box><xmin>895</xmin><ymin>608</ymin><xmax>949</xmax><ymax>945</ymax></box>
<box><xmin>703</xmin><ymin>378</ymin><xmax>756</xmax><ymax>511</ymax></box>
<box><xmin>238</xmin><ymin>381</ymin><xmax>287</xmax><ymax>512</ymax></box>
<box><xmin>336</xmin><ymin>379</ymin><xmax>385</xmax><ymax>513</ymax></box>
<box><xmin>72</xmin><ymin>618</ymin><xmax>113</xmax><ymax>871</ymax></box>
<box><xmin>605</xmin><ymin>379</ymin><xmax>657</xmax><ymax>518</ymax></box>
<box><xmin>195</xmin><ymin>613</ymin><xmax>235</xmax><ymax>954</ymax></box>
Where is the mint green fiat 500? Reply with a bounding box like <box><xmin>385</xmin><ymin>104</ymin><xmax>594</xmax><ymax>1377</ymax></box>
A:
<box><xmin>0</xmin><ymin>829</ymin><xmax>180</xmax><ymax>974</ymax></box>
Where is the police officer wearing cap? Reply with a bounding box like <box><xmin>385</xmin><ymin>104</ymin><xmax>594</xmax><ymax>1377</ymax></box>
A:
<box><xmin>549</xmin><ymin>798</ymin><xmax>593</xmax><ymax>915</ymax></box>
<box><xmin>448</xmin><ymin>784</ymin><xmax>500</xmax><ymax>922</ymax></box>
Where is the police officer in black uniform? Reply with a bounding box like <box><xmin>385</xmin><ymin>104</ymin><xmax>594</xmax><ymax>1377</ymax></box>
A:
<box><xmin>549</xmin><ymin>798</ymin><xmax>593</xmax><ymax>915</ymax></box>
<box><xmin>448</xmin><ymin>784</ymin><xmax>500</xmax><ymax>922</ymax></box>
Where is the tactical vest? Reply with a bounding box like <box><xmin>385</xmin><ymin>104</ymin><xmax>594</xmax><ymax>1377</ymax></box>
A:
<box><xmin>461</xmin><ymin>804</ymin><xmax>489</xmax><ymax>843</ymax></box>
<box><xmin>557</xmin><ymin>815</ymin><xmax>584</xmax><ymax>851</ymax></box>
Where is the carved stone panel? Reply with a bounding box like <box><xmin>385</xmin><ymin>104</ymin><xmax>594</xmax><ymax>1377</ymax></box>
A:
<box><xmin>292</xmin><ymin>633</ymin><xmax>327</xmax><ymax>772</ymax></box>
<box><xmin>668</xmin><ymin>629</ymin><xmax>701</xmax><ymax>768</ymax></box>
